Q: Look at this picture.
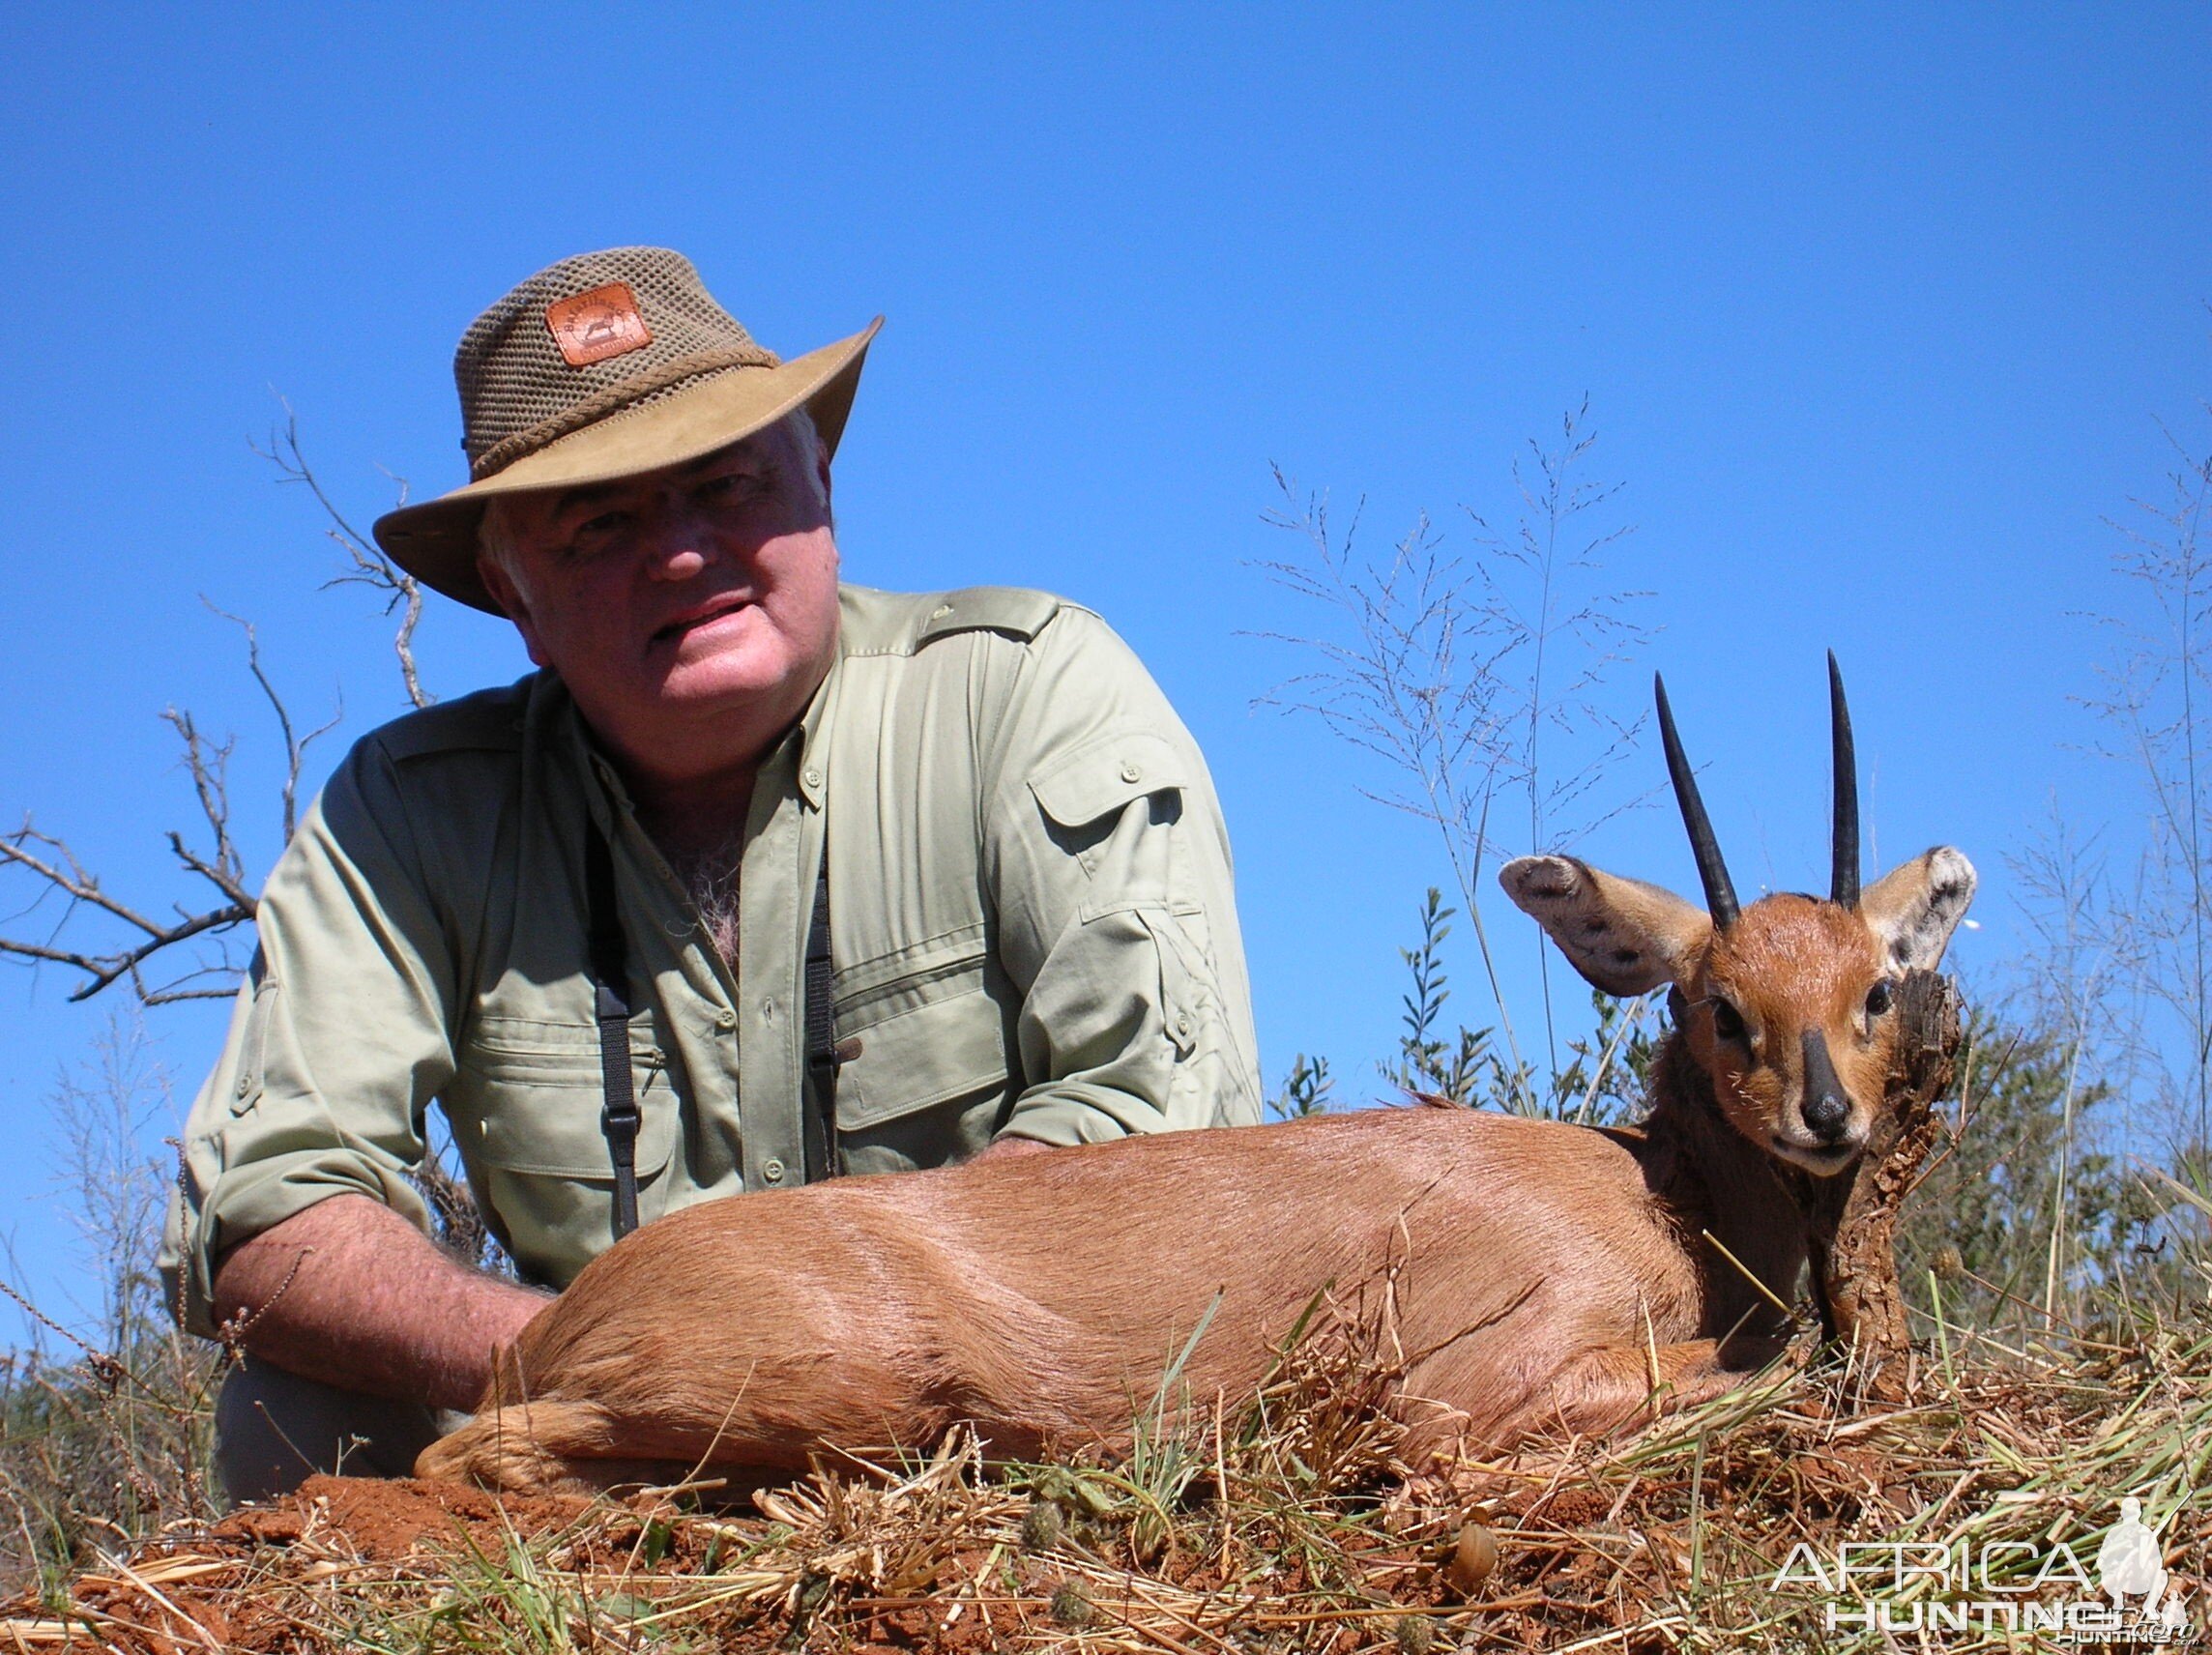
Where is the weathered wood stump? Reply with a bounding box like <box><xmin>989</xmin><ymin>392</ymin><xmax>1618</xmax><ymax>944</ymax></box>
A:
<box><xmin>1805</xmin><ymin>968</ymin><xmax>1964</xmax><ymax>1395</ymax></box>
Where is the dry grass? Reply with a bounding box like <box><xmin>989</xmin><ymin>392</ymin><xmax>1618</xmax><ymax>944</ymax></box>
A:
<box><xmin>0</xmin><ymin>1308</ymin><xmax>223</xmax><ymax>1606</ymax></box>
<box><xmin>6</xmin><ymin>1297</ymin><xmax>2209</xmax><ymax>1653</ymax></box>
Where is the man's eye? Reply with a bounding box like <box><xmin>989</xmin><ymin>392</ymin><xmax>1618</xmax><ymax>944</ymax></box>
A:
<box><xmin>563</xmin><ymin>510</ymin><xmax>632</xmax><ymax>551</ymax></box>
<box><xmin>698</xmin><ymin>470</ymin><xmax>767</xmax><ymax>505</ymax></box>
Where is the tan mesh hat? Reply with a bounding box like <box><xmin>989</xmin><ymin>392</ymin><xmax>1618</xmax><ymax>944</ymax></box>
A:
<box><xmin>373</xmin><ymin>247</ymin><xmax>880</xmax><ymax>614</ymax></box>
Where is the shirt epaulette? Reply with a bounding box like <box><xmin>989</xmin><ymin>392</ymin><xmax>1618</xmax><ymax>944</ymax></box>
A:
<box><xmin>373</xmin><ymin>682</ymin><xmax>531</xmax><ymax>762</ymax></box>
<box><xmin>914</xmin><ymin>587</ymin><xmax>1063</xmax><ymax>649</ymax></box>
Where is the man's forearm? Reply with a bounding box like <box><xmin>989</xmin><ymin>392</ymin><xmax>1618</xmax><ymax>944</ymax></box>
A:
<box><xmin>211</xmin><ymin>1194</ymin><xmax>550</xmax><ymax>1412</ymax></box>
<box><xmin>977</xmin><ymin>1132</ymin><xmax>1054</xmax><ymax>1160</ymax></box>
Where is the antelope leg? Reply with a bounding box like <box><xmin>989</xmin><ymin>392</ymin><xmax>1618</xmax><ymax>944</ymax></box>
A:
<box><xmin>1516</xmin><ymin>1339</ymin><xmax>1746</xmax><ymax>1442</ymax></box>
<box><xmin>414</xmin><ymin>1401</ymin><xmax>678</xmax><ymax>1495</ymax></box>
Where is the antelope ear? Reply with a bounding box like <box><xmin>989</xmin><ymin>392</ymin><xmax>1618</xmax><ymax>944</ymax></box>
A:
<box><xmin>1499</xmin><ymin>855</ymin><xmax>1711</xmax><ymax>996</ymax></box>
<box><xmin>1860</xmin><ymin>846</ymin><xmax>1977</xmax><ymax>971</ymax></box>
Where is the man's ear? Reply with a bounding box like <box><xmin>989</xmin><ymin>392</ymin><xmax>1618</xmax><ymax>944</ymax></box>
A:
<box><xmin>1860</xmin><ymin>846</ymin><xmax>1977</xmax><ymax>971</ymax></box>
<box><xmin>1499</xmin><ymin>856</ymin><xmax>1712</xmax><ymax>996</ymax></box>
<box><xmin>475</xmin><ymin>549</ymin><xmax>549</xmax><ymax>668</ymax></box>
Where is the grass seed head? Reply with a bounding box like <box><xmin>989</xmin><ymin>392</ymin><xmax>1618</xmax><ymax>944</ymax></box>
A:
<box><xmin>1020</xmin><ymin>1496</ymin><xmax>1065</xmax><ymax>1553</ymax></box>
<box><xmin>1394</xmin><ymin>1611</ymin><xmax>1439</xmax><ymax>1653</ymax></box>
<box><xmin>1050</xmin><ymin>1577</ymin><xmax>1095</xmax><ymax>1627</ymax></box>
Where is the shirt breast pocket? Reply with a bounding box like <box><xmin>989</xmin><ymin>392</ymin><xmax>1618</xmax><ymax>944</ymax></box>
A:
<box><xmin>832</xmin><ymin>945</ymin><xmax>1015</xmax><ymax>1174</ymax></box>
<box><xmin>1028</xmin><ymin>729</ymin><xmax>1190</xmax><ymax>894</ymax></box>
<box><xmin>448</xmin><ymin>1016</ymin><xmax>679</xmax><ymax>1287</ymax></box>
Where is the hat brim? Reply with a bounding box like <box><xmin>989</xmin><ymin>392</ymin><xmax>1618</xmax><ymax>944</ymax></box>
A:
<box><xmin>373</xmin><ymin>317</ymin><xmax>882</xmax><ymax>615</ymax></box>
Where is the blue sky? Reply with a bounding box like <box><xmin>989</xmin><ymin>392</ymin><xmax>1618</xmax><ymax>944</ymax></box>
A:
<box><xmin>0</xmin><ymin>5</ymin><xmax>2205</xmax><ymax>1333</ymax></box>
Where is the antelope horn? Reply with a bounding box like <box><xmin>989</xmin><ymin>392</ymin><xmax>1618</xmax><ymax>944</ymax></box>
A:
<box><xmin>1829</xmin><ymin>651</ymin><xmax>1860</xmax><ymax>909</ymax></box>
<box><xmin>1654</xmin><ymin>673</ymin><xmax>1739</xmax><ymax>930</ymax></box>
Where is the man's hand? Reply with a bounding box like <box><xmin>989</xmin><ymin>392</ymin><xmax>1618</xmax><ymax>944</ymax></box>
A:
<box><xmin>977</xmin><ymin>1135</ymin><xmax>1055</xmax><ymax>1162</ymax></box>
<box><xmin>212</xmin><ymin>1194</ymin><xmax>551</xmax><ymax>1412</ymax></box>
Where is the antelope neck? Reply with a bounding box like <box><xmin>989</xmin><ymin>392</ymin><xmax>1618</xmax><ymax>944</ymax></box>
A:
<box><xmin>1637</xmin><ymin>1035</ymin><xmax>1819</xmax><ymax>1341</ymax></box>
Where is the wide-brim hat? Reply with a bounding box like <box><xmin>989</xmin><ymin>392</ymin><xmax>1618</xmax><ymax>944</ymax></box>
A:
<box><xmin>373</xmin><ymin>247</ymin><xmax>880</xmax><ymax>615</ymax></box>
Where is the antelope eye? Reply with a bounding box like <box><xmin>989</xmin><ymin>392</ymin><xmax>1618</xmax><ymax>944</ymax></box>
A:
<box><xmin>1710</xmin><ymin>1000</ymin><xmax>1746</xmax><ymax>1041</ymax></box>
<box><xmin>1866</xmin><ymin>979</ymin><xmax>1895</xmax><ymax>1018</ymax></box>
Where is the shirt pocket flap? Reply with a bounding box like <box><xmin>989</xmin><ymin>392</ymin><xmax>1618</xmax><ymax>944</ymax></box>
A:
<box><xmin>836</xmin><ymin>988</ymin><xmax>1011</xmax><ymax>1132</ymax></box>
<box><xmin>1029</xmin><ymin>731</ymin><xmax>1189</xmax><ymax>828</ymax></box>
<box><xmin>463</xmin><ymin>1025</ymin><xmax>678</xmax><ymax>1180</ymax></box>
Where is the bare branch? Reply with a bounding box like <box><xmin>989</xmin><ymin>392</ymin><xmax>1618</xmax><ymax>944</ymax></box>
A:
<box><xmin>0</xmin><ymin>815</ymin><xmax>253</xmax><ymax>1002</ymax></box>
<box><xmin>163</xmin><ymin>828</ymin><xmax>252</xmax><ymax>912</ymax></box>
<box><xmin>256</xmin><ymin>405</ymin><xmax>436</xmax><ymax>711</ymax></box>
<box><xmin>156</xmin><ymin>708</ymin><xmax>242</xmax><ymax>898</ymax></box>
<box><xmin>198</xmin><ymin>602</ymin><xmax>341</xmax><ymax>845</ymax></box>
<box><xmin>0</xmin><ymin>612</ymin><xmax>327</xmax><ymax>1004</ymax></box>
<box><xmin>1</xmin><ymin>822</ymin><xmax>176</xmax><ymax>942</ymax></box>
<box><xmin>0</xmin><ymin>404</ymin><xmax>430</xmax><ymax>1015</ymax></box>
<box><xmin>140</xmin><ymin>974</ymin><xmax>253</xmax><ymax>1006</ymax></box>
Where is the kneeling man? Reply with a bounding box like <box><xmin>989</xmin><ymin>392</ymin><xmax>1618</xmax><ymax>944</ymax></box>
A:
<box><xmin>161</xmin><ymin>247</ymin><xmax>1263</xmax><ymax>1501</ymax></box>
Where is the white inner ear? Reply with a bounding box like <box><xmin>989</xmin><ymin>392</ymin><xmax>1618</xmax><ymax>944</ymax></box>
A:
<box><xmin>1499</xmin><ymin>855</ymin><xmax>1709</xmax><ymax>997</ymax></box>
<box><xmin>1863</xmin><ymin>846</ymin><xmax>1978</xmax><ymax>971</ymax></box>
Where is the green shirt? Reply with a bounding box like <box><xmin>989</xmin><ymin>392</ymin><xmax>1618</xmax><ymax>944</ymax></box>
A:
<box><xmin>162</xmin><ymin>585</ymin><xmax>1261</xmax><ymax>1334</ymax></box>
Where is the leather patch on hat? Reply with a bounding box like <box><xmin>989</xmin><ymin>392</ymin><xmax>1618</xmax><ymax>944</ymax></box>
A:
<box><xmin>545</xmin><ymin>283</ymin><xmax>655</xmax><ymax>367</ymax></box>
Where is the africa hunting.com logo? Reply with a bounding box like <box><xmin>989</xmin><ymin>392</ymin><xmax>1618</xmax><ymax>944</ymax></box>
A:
<box><xmin>1767</xmin><ymin>1495</ymin><xmax>2196</xmax><ymax>1643</ymax></box>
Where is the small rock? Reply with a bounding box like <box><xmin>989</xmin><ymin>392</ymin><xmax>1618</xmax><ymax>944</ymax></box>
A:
<box><xmin>1444</xmin><ymin>1520</ymin><xmax>1499</xmax><ymax>1595</ymax></box>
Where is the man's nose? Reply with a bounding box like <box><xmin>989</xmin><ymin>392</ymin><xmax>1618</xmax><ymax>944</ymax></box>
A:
<box><xmin>647</xmin><ymin>543</ymin><xmax>710</xmax><ymax>580</ymax></box>
<box><xmin>639</xmin><ymin>500</ymin><xmax>719</xmax><ymax>581</ymax></box>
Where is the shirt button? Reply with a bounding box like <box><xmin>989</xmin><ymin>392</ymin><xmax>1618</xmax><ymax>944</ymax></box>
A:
<box><xmin>234</xmin><ymin>1076</ymin><xmax>250</xmax><ymax>1097</ymax></box>
<box><xmin>1121</xmin><ymin>760</ymin><xmax>1143</xmax><ymax>783</ymax></box>
<box><xmin>1175</xmin><ymin>1012</ymin><xmax>1194</xmax><ymax>1037</ymax></box>
<box><xmin>763</xmin><ymin>1158</ymin><xmax>786</xmax><ymax>1184</ymax></box>
<box><xmin>802</xmin><ymin>767</ymin><xmax>823</xmax><ymax>789</ymax></box>
<box><xmin>715</xmin><ymin>1008</ymin><xmax>736</xmax><ymax>1031</ymax></box>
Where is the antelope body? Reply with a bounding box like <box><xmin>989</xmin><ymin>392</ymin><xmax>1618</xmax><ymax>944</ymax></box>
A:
<box><xmin>418</xmin><ymin>664</ymin><xmax>1976</xmax><ymax>1495</ymax></box>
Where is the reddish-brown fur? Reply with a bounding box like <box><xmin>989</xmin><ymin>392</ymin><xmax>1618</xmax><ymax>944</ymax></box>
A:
<box><xmin>1686</xmin><ymin>896</ymin><xmax>1896</xmax><ymax>1170</ymax></box>
<box><xmin>415</xmin><ymin>867</ymin><xmax>1967</xmax><ymax>1495</ymax></box>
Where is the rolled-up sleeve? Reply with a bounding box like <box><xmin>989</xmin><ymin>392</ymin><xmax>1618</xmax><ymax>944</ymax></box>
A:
<box><xmin>984</xmin><ymin>607</ymin><xmax>1262</xmax><ymax>1144</ymax></box>
<box><xmin>160</xmin><ymin>736</ymin><xmax>457</xmax><ymax>1338</ymax></box>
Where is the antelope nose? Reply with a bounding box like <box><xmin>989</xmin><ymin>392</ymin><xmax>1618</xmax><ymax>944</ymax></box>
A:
<box><xmin>1802</xmin><ymin>1089</ymin><xmax>1849</xmax><ymax>1140</ymax></box>
<box><xmin>1799</xmin><ymin>1030</ymin><xmax>1850</xmax><ymax>1142</ymax></box>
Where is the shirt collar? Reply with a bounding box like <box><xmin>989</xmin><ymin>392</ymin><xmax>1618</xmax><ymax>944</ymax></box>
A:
<box><xmin>546</xmin><ymin>645</ymin><xmax>844</xmax><ymax>827</ymax></box>
<box><xmin>791</xmin><ymin>650</ymin><xmax>840</xmax><ymax>811</ymax></box>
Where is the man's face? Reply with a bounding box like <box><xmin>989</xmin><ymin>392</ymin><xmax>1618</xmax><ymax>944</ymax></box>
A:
<box><xmin>477</xmin><ymin>418</ymin><xmax>840</xmax><ymax>784</ymax></box>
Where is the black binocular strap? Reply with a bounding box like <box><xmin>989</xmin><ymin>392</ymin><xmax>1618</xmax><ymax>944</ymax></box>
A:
<box><xmin>583</xmin><ymin>823</ymin><xmax>643</xmax><ymax>1240</ymax></box>
<box><xmin>801</xmin><ymin>863</ymin><xmax>838</xmax><ymax>1183</ymax></box>
<box><xmin>584</xmin><ymin>819</ymin><xmax>839</xmax><ymax>1243</ymax></box>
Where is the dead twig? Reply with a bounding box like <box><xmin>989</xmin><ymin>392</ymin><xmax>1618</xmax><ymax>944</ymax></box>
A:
<box><xmin>255</xmin><ymin>404</ymin><xmax>433</xmax><ymax>713</ymax></box>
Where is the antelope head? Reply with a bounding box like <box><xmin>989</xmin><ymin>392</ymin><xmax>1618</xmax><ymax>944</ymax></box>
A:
<box><xmin>1500</xmin><ymin>657</ymin><xmax>1976</xmax><ymax>1176</ymax></box>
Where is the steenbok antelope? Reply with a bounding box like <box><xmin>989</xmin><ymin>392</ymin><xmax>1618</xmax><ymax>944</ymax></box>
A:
<box><xmin>418</xmin><ymin>659</ymin><xmax>1974</xmax><ymax>1495</ymax></box>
